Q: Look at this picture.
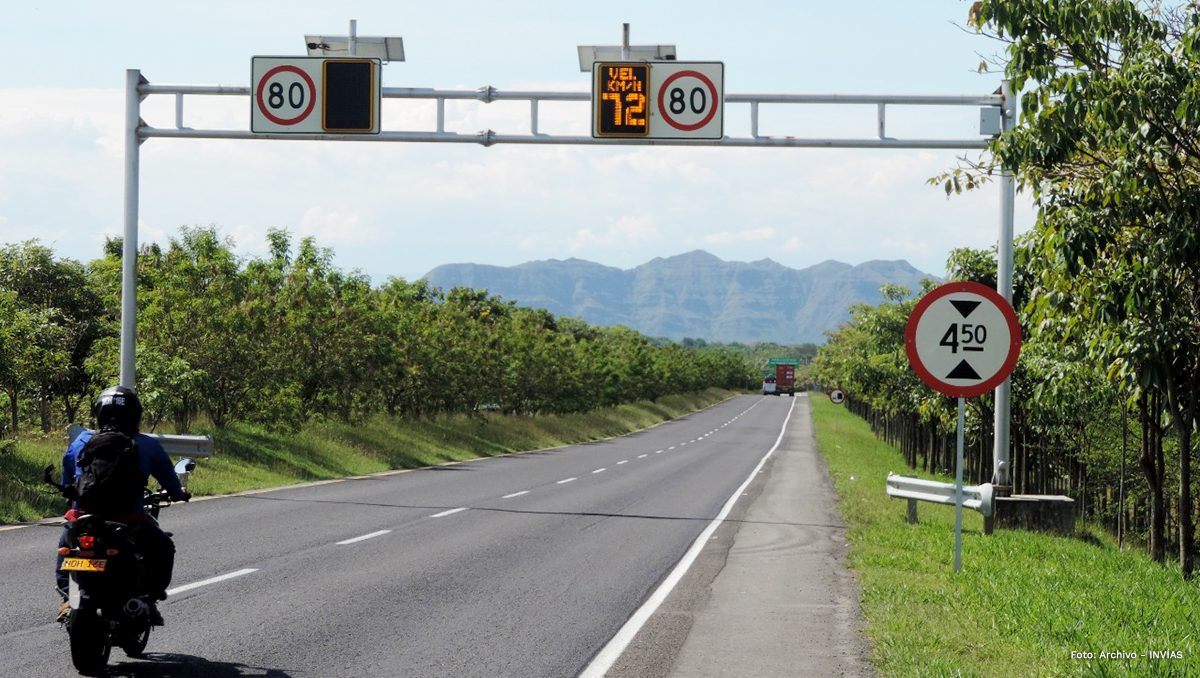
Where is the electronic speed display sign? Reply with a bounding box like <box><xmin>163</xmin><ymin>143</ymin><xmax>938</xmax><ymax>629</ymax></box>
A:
<box><xmin>591</xmin><ymin>61</ymin><xmax>724</xmax><ymax>140</ymax></box>
<box><xmin>251</xmin><ymin>56</ymin><xmax>381</xmax><ymax>134</ymax></box>
<box><xmin>594</xmin><ymin>64</ymin><xmax>650</xmax><ymax>137</ymax></box>
<box><xmin>905</xmin><ymin>281</ymin><xmax>1022</xmax><ymax>398</ymax></box>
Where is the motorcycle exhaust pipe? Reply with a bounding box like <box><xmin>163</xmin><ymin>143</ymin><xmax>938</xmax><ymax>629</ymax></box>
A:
<box><xmin>123</xmin><ymin>598</ymin><xmax>148</xmax><ymax>617</ymax></box>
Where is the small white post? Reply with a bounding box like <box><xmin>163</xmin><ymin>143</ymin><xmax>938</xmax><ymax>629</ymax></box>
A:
<box><xmin>621</xmin><ymin>23</ymin><xmax>630</xmax><ymax>59</ymax></box>
<box><xmin>955</xmin><ymin>396</ymin><xmax>965</xmax><ymax>572</ymax></box>
<box><xmin>120</xmin><ymin>69</ymin><xmax>141</xmax><ymax>389</ymax></box>
<box><xmin>349</xmin><ymin>19</ymin><xmax>357</xmax><ymax>57</ymax></box>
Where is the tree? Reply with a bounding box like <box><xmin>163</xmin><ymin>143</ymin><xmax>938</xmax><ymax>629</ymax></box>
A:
<box><xmin>969</xmin><ymin>0</ymin><xmax>1200</xmax><ymax>576</ymax></box>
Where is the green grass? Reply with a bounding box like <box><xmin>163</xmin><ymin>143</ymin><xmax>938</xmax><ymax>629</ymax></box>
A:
<box><xmin>811</xmin><ymin>397</ymin><xmax>1200</xmax><ymax>678</ymax></box>
<box><xmin>0</xmin><ymin>388</ymin><xmax>739</xmax><ymax>524</ymax></box>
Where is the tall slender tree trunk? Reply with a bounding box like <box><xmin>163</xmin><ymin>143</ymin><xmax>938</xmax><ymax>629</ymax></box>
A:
<box><xmin>8</xmin><ymin>389</ymin><xmax>16</xmax><ymax>437</ymax></box>
<box><xmin>1167</xmin><ymin>373</ymin><xmax>1194</xmax><ymax>579</ymax></box>
<box><xmin>1141</xmin><ymin>390</ymin><xmax>1166</xmax><ymax>564</ymax></box>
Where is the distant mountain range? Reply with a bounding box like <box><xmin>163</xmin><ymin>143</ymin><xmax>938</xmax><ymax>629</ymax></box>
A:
<box><xmin>422</xmin><ymin>251</ymin><xmax>937</xmax><ymax>344</ymax></box>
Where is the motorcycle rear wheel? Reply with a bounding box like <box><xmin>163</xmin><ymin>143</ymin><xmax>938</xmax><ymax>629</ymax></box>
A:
<box><xmin>68</xmin><ymin>608</ymin><xmax>112</xmax><ymax>676</ymax></box>
<box><xmin>119</xmin><ymin>625</ymin><xmax>151</xmax><ymax>657</ymax></box>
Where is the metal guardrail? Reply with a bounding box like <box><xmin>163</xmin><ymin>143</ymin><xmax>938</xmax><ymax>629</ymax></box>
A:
<box><xmin>886</xmin><ymin>473</ymin><xmax>994</xmax><ymax>519</ymax></box>
<box><xmin>67</xmin><ymin>425</ymin><xmax>215</xmax><ymax>459</ymax></box>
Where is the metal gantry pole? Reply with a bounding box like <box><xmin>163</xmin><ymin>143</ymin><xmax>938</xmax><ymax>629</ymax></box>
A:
<box><xmin>993</xmin><ymin>79</ymin><xmax>1016</xmax><ymax>489</ymax></box>
<box><xmin>119</xmin><ymin>69</ymin><xmax>142</xmax><ymax>389</ymax></box>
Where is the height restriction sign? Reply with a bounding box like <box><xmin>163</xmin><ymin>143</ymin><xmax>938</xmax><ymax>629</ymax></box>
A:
<box><xmin>905</xmin><ymin>281</ymin><xmax>1021</xmax><ymax>398</ymax></box>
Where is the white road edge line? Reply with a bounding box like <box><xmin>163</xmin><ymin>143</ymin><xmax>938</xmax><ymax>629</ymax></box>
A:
<box><xmin>502</xmin><ymin>491</ymin><xmax>529</xmax><ymax>499</ymax></box>
<box><xmin>593</xmin><ymin>468</ymin><xmax>607</xmax><ymax>474</ymax></box>
<box><xmin>430</xmin><ymin>507</ymin><xmax>468</xmax><ymax>518</ymax></box>
<box><xmin>617</xmin><ymin>460</ymin><xmax>628</xmax><ymax>465</ymax></box>
<box><xmin>557</xmin><ymin>477</ymin><xmax>577</xmax><ymax>484</ymax></box>
<box><xmin>166</xmin><ymin>568</ymin><xmax>258</xmax><ymax>596</ymax></box>
<box><xmin>578</xmin><ymin>394</ymin><xmax>798</xmax><ymax>678</ymax></box>
<box><xmin>638</xmin><ymin>454</ymin><xmax>648</xmax><ymax>459</ymax></box>
<box><xmin>336</xmin><ymin>529</ymin><xmax>391</xmax><ymax>545</ymax></box>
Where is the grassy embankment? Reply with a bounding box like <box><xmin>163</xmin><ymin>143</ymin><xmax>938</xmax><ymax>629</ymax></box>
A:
<box><xmin>810</xmin><ymin>396</ymin><xmax>1200</xmax><ymax>678</ymax></box>
<box><xmin>1</xmin><ymin>388</ymin><xmax>738</xmax><ymax>524</ymax></box>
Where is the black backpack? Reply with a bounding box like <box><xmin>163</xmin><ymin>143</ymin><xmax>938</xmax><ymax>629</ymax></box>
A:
<box><xmin>74</xmin><ymin>429</ymin><xmax>143</xmax><ymax>516</ymax></box>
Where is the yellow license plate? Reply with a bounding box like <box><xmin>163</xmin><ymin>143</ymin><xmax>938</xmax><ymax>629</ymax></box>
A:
<box><xmin>60</xmin><ymin>558</ymin><xmax>106</xmax><ymax>572</ymax></box>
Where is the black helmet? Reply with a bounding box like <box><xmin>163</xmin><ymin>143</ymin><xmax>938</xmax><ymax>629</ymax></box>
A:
<box><xmin>92</xmin><ymin>386</ymin><xmax>143</xmax><ymax>435</ymax></box>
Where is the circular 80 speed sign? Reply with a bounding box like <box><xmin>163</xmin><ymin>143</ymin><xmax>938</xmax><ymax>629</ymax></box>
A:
<box><xmin>657</xmin><ymin>70</ymin><xmax>719</xmax><ymax>131</ymax></box>
<box><xmin>648</xmin><ymin>62</ymin><xmax>723</xmax><ymax>140</ymax></box>
<box><xmin>905</xmin><ymin>281</ymin><xmax>1022</xmax><ymax>398</ymax></box>
<box><xmin>256</xmin><ymin>65</ymin><xmax>317</xmax><ymax>126</ymax></box>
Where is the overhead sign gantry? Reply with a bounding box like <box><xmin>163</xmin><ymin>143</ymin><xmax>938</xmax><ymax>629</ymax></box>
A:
<box><xmin>118</xmin><ymin>20</ymin><xmax>1018</xmax><ymax>487</ymax></box>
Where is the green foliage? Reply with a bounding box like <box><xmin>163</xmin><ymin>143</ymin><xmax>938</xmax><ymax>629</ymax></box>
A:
<box><xmin>0</xmin><ymin>232</ymin><xmax>754</xmax><ymax>443</ymax></box>
<box><xmin>813</xmin><ymin>398</ymin><xmax>1199</xmax><ymax>678</ymax></box>
<box><xmin>967</xmin><ymin>0</ymin><xmax>1200</xmax><ymax>577</ymax></box>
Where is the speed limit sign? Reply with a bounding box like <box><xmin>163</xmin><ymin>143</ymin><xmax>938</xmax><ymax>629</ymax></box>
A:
<box><xmin>251</xmin><ymin>56</ymin><xmax>380</xmax><ymax>135</ymax></box>
<box><xmin>649</xmin><ymin>62</ymin><xmax>724</xmax><ymax>140</ymax></box>
<box><xmin>255</xmin><ymin>63</ymin><xmax>317</xmax><ymax>128</ymax></box>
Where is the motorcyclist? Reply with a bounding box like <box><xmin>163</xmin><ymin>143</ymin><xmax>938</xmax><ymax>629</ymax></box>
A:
<box><xmin>55</xmin><ymin>385</ymin><xmax>190</xmax><ymax>624</ymax></box>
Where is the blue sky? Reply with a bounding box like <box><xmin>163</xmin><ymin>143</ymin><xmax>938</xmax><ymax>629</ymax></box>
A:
<box><xmin>0</xmin><ymin>0</ymin><xmax>1033</xmax><ymax>283</ymax></box>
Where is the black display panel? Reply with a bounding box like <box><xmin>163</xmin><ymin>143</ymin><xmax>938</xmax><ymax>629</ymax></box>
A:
<box><xmin>323</xmin><ymin>60</ymin><xmax>374</xmax><ymax>132</ymax></box>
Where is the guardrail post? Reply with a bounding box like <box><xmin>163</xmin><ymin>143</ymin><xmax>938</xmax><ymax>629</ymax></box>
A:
<box><xmin>906</xmin><ymin>498</ymin><xmax>918</xmax><ymax>524</ymax></box>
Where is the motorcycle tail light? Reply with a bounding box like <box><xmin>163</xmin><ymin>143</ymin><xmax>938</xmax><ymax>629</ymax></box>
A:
<box><xmin>105</xmin><ymin>549</ymin><xmax>119</xmax><ymax>556</ymax></box>
<box><xmin>78</xmin><ymin>535</ymin><xmax>95</xmax><ymax>549</ymax></box>
<box><xmin>57</xmin><ymin>547</ymin><xmax>70</xmax><ymax>555</ymax></box>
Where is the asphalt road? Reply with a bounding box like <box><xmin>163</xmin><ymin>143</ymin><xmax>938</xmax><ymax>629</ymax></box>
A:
<box><xmin>0</xmin><ymin>394</ymin><xmax>799</xmax><ymax>678</ymax></box>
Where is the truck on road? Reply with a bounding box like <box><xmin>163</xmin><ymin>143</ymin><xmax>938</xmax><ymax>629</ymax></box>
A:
<box><xmin>765</xmin><ymin>358</ymin><xmax>798</xmax><ymax>397</ymax></box>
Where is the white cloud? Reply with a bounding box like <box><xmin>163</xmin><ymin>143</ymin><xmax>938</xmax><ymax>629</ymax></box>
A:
<box><xmin>782</xmin><ymin>236</ymin><xmax>803</xmax><ymax>251</ymax></box>
<box><xmin>879</xmin><ymin>234</ymin><xmax>932</xmax><ymax>255</ymax></box>
<box><xmin>297</xmin><ymin>206</ymin><xmax>375</xmax><ymax>246</ymax></box>
<box><xmin>695</xmin><ymin>226</ymin><xmax>777</xmax><ymax>246</ymax></box>
<box><xmin>569</xmin><ymin>215</ymin><xmax>659</xmax><ymax>252</ymax></box>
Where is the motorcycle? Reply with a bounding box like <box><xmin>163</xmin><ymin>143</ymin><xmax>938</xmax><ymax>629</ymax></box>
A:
<box><xmin>44</xmin><ymin>457</ymin><xmax>195</xmax><ymax>676</ymax></box>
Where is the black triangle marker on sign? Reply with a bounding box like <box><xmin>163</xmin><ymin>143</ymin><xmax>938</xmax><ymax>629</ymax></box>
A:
<box><xmin>950</xmin><ymin>299</ymin><xmax>982</xmax><ymax>318</ymax></box>
<box><xmin>946</xmin><ymin>360</ymin><xmax>982</xmax><ymax>380</ymax></box>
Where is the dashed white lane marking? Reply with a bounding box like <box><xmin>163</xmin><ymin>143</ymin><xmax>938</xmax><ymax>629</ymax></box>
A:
<box><xmin>502</xmin><ymin>491</ymin><xmax>529</xmax><ymax>499</ymax></box>
<box><xmin>557</xmin><ymin>477</ymin><xmax>577</xmax><ymax>484</ymax></box>
<box><xmin>666</xmin><ymin>447</ymin><xmax>674</xmax><ymax>451</ymax></box>
<box><xmin>617</xmin><ymin>460</ymin><xmax>628</xmax><ymax>465</ymax></box>
<box><xmin>579</xmin><ymin>394</ymin><xmax>797</xmax><ymax>678</ymax></box>
<box><xmin>593</xmin><ymin>468</ymin><xmax>607</xmax><ymax>474</ymax></box>
<box><xmin>167</xmin><ymin>568</ymin><xmax>258</xmax><ymax>596</ymax></box>
<box><xmin>430</xmin><ymin>507</ymin><xmax>468</xmax><ymax>518</ymax></box>
<box><xmin>638</xmin><ymin>454</ymin><xmax>648</xmax><ymax>459</ymax></box>
<box><xmin>336</xmin><ymin>529</ymin><xmax>391</xmax><ymax>545</ymax></box>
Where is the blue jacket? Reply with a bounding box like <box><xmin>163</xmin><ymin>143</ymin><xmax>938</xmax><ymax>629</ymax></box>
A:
<box><xmin>62</xmin><ymin>430</ymin><xmax>188</xmax><ymax>516</ymax></box>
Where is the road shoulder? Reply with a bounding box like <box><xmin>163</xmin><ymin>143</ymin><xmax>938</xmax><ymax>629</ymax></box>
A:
<box><xmin>605</xmin><ymin>394</ymin><xmax>877</xmax><ymax>678</ymax></box>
